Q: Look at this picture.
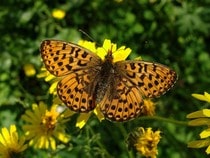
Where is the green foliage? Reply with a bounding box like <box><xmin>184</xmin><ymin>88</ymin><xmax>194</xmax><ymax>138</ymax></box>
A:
<box><xmin>1</xmin><ymin>0</ymin><xmax>210</xmax><ymax>157</ymax></box>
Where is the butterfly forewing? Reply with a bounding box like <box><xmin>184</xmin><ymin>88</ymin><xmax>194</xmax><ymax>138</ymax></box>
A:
<box><xmin>115</xmin><ymin>61</ymin><xmax>177</xmax><ymax>98</ymax></box>
<box><xmin>40</xmin><ymin>40</ymin><xmax>102</xmax><ymax>76</ymax></box>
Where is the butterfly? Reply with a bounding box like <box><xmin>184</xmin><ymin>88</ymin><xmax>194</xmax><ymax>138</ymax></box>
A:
<box><xmin>40</xmin><ymin>40</ymin><xmax>177</xmax><ymax>122</ymax></box>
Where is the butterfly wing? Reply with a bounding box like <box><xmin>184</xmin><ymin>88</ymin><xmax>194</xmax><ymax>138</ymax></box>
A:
<box><xmin>40</xmin><ymin>40</ymin><xmax>102</xmax><ymax>112</ymax></box>
<box><xmin>100</xmin><ymin>60</ymin><xmax>177</xmax><ymax>122</ymax></box>
<box><xmin>115</xmin><ymin>60</ymin><xmax>177</xmax><ymax>98</ymax></box>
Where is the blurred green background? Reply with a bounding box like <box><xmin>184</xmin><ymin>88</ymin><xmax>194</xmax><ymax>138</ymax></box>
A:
<box><xmin>1</xmin><ymin>0</ymin><xmax>210</xmax><ymax>157</ymax></box>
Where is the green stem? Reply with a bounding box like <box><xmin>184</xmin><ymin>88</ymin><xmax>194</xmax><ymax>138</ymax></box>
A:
<box><xmin>138</xmin><ymin>116</ymin><xmax>188</xmax><ymax>126</ymax></box>
<box><xmin>87</xmin><ymin>125</ymin><xmax>113</xmax><ymax>158</ymax></box>
<box><xmin>118</xmin><ymin>124</ymin><xmax>135</xmax><ymax>158</ymax></box>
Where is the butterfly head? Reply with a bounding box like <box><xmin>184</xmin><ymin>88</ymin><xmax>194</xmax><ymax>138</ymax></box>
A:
<box><xmin>104</xmin><ymin>45</ymin><xmax>114</xmax><ymax>63</ymax></box>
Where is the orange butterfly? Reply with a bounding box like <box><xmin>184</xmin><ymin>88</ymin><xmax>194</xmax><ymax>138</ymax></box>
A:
<box><xmin>40</xmin><ymin>40</ymin><xmax>177</xmax><ymax>122</ymax></box>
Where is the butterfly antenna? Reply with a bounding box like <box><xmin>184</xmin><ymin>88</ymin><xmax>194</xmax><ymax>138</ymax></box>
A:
<box><xmin>79</xmin><ymin>29</ymin><xmax>103</xmax><ymax>48</ymax></box>
<box><xmin>79</xmin><ymin>29</ymin><xmax>96</xmax><ymax>42</ymax></box>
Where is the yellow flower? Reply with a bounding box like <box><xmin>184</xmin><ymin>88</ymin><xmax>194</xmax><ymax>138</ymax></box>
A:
<box><xmin>21</xmin><ymin>102</ymin><xmax>71</xmax><ymax>150</ymax></box>
<box><xmin>0</xmin><ymin>125</ymin><xmax>27</xmax><ymax>158</ymax></box>
<box><xmin>142</xmin><ymin>99</ymin><xmax>156</xmax><ymax>116</ymax></box>
<box><xmin>187</xmin><ymin>92</ymin><xmax>210</xmax><ymax>154</ymax></box>
<box><xmin>126</xmin><ymin>127</ymin><xmax>161</xmax><ymax>158</ymax></box>
<box><xmin>23</xmin><ymin>63</ymin><xmax>36</xmax><ymax>77</ymax></box>
<box><xmin>52</xmin><ymin>9</ymin><xmax>66</xmax><ymax>19</ymax></box>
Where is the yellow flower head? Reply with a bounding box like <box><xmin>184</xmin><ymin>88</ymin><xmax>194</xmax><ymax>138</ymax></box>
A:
<box><xmin>52</xmin><ymin>9</ymin><xmax>66</xmax><ymax>19</ymax></box>
<box><xmin>126</xmin><ymin>127</ymin><xmax>161</xmax><ymax>158</ymax></box>
<box><xmin>21</xmin><ymin>102</ymin><xmax>71</xmax><ymax>150</ymax></box>
<box><xmin>142</xmin><ymin>99</ymin><xmax>156</xmax><ymax>116</ymax></box>
<box><xmin>23</xmin><ymin>63</ymin><xmax>36</xmax><ymax>77</ymax></box>
<box><xmin>0</xmin><ymin>125</ymin><xmax>27</xmax><ymax>158</ymax></box>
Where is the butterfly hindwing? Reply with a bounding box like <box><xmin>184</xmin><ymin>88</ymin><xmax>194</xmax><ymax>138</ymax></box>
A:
<box><xmin>57</xmin><ymin>68</ymin><xmax>100</xmax><ymax>112</ymax></box>
<box><xmin>100</xmin><ymin>77</ymin><xmax>143</xmax><ymax>122</ymax></box>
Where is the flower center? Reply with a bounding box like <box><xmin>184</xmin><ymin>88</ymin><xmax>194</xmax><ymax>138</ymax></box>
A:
<box><xmin>41</xmin><ymin>110</ymin><xmax>59</xmax><ymax>132</ymax></box>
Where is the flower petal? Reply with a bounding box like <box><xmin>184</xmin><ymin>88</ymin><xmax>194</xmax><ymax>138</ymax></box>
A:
<box><xmin>103</xmin><ymin>39</ymin><xmax>116</xmax><ymax>52</ymax></box>
<box><xmin>78</xmin><ymin>40</ymin><xmax>97</xmax><ymax>53</ymax></box>
<box><xmin>49</xmin><ymin>81</ymin><xmax>58</xmax><ymax>94</ymax></box>
<box><xmin>45</xmin><ymin>73</ymin><xmax>56</xmax><ymax>82</ymax></box>
<box><xmin>188</xmin><ymin>118</ymin><xmax>210</xmax><ymax>126</ymax></box>
<box><xmin>187</xmin><ymin>109</ymin><xmax>210</xmax><ymax>118</ymax></box>
<box><xmin>113</xmin><ymin>46</ymin><xmax>131</xmax><ymax>62</ymax></box>
<box><xmin>53</xmin><ymin>131</ymin><xmax>70</xmax><ymax>143</ymax></box>
<box><xmin>97</xmin><ymin>47</ymin><xmax>107</xmax><ymax>60</ymax></box>
<box><xmin>204</xmin><ymin>92</ymin><xmax>210</xmax><ymax>102</ymax></box>
<box><xmin>76</xmin><ymin>113</ymin><xmax>91</xmax><ymax>129</ymax></box>
<box><xmin>93</xmin><ymin>106</ymin><xmax>105</xmax><ymax>122</ymax></box>
<box><xmin>192</xmin><ymin>92</ymin><xmax>210</xmax><ymax>102</ymax></box>
<box><xmin>206</xmin><ymin>145</ymin><xmax>210</xmax><ymax>154</ymax></box>
<box><xmin>200</xmin><ymin>128</ymin><xmax>210</xmax><ymax>138</ymax></box>
<box><xmin>50</xmin><ymin>137</ymin><xmax>56</xmax><ymax>150</ymax></box>
<box><xmin>188</xmin><ymin>139</ymin><xmax>209</xmax><ymax>148</ymax></box>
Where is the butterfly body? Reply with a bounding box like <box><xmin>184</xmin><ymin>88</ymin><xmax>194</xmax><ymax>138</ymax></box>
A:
<box><xmin>40</xmin><ymin>40</ymin><xmax>177</xmax><ymax>122</ymax></box>
<box><xmin>94</xmin><ymin>50</ymin><xmax>116</xmax><ymax>103</ymax></box>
